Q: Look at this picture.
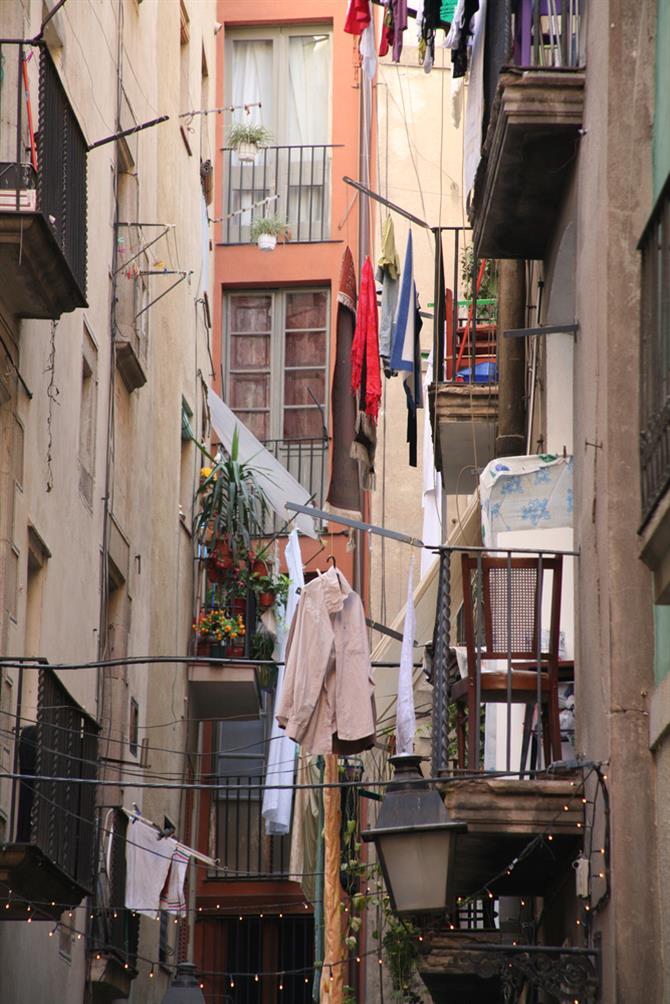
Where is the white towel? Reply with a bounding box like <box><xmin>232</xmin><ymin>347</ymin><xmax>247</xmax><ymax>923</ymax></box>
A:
<box><xmin>160</xmin><ymin>844</ymin><xmax>191</xmax><ymax>917</ymax></box>
<box><xmin>262</xmin><ymin>530</ymin><xmax>302</xmax><ymax>835</ymax></box>
<box><xmin>396</xmin><ymin>555</ymin><xmax>417</xmax><ymax>755</ymax></box>
<box><xmin>125</xmin><ymin>818</ymin><xmax>175</xmax><ymax>917</ymax></box>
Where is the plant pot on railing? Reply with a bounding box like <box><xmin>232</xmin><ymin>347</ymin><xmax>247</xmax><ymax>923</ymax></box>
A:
<box><xmin>227</xmin><ymin>123</ymin><xmax>272</xmax><ymax>164</ymax></box>
<box><xmin>250</xmin><ymin>215</ymin><xmax>286</xmax><ymax>253</ymax></box>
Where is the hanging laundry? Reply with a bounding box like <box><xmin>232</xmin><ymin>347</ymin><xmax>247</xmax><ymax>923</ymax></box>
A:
<box><xmin>446</xmin><ymin>0</ymin><xmax>480</xmax><ymax>78</ymax></box>
<box><xmin>377</xmin><ymin>216</ymin><xmax>400</xmax><ymax>376</ymax></box>
<box><xmin>344</xmin><ymin>0</ymin><xmax>372</xmax><ymax>34</ymax></box>
<box><xmin>396</xmin><ymin>555</ymin><xmax>417</xmax><ymax>755</ymax></box>
<box><xmin>379</xmin><ymin>0</ymin><xmax>393</xmax><ymax>57</ymax></box>
<box><xmin>440</xmin><ymin>0</ymin><xmax>458</xmax><ymax>21</ymax></box>
<box><xmin>392</xmin><ymin>0</ymin><xmax>409</xmax><ymax>61</ymax></box>
<box><xmin>351</xmin><ymin>257</ymin><xmax>381</xmax><ymax>420</ymax></box>
<box><xmin>159</xmin><ymin>844</ymin><xmax>190</xmax><ymax>917</ymax></box>
<box><xmin>124</xmin><ymin>818</ymin><xmax>175</xmax><ymax>917</ymax></box>
<box><xmin>327</xmin><ymin>248</ymin><xmax>362</xmax><ymax>517</ymax></box>
<box><xmin>390</xmin><ymin>232</ymin><xmax>424</xmax><ymax>466</ymax></box>
<box><xmin>275</xmin><ymin>565</ymin><xmax>376</xmax><ymax>756</ymax></box>
<box><xmin>289</xmin><ymin>754</ymin><xmax>322</xmax><ymax>901</ymax></box>
<box><xmin>360</xmin><ymin>13</ymin><xmax>378</xmax><ymax>80</ymax></box>
<box><xmin>262</xmin><ymin>530</ymin><xmax>302</xmax><ymax>835</ymax></box>
<box><xmin>351</xmin><ymin>256</ymin><xmax>381</xmax><ymax>490</ymax></box>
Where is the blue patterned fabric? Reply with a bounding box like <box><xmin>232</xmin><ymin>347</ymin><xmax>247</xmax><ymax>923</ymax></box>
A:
<box><xmin>480</xmin><ymin>455</ymin><xmax>574</xmax><ymax>543</ymax></box>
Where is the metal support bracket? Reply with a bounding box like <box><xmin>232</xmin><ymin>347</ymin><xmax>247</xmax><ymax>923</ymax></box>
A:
<box><xmin>504</xmin><ymin>323</ymin><xmax>579</xmax><ymax>338</ymax></box>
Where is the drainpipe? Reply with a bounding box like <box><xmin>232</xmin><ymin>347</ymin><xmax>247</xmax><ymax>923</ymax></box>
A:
<box><xmin>495</xmin><ymin>259</ymin><xmax>526</xmax><ymax>457</ymax></box>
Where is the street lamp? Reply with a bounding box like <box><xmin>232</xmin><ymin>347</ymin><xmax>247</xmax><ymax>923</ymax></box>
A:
<box><xmin>361</xmin><ymin>755</ymin><xmax>467</xmax><ymax>915</ymax></box>
<box><xmin>161</xmin><ymin>962</ymin><xmax>206</xmax><ymax>1004</ymax></box>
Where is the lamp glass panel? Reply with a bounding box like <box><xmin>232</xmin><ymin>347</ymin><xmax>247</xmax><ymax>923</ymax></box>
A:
<box><xmin>378</xmin><ymin>831</ymin><xmax>452</xmax><ymax>913</ymax></box>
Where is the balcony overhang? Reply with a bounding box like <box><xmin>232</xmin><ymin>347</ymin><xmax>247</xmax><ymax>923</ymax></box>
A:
<box><xmin>0</xmin><ymin>211</ymin><xmax>87</xmax><ymax>319</ymax></box>
<box><xmin>89</xmin><ymin>956</ymin><xmax>137</xmax><ymax>1002</ymax></box>
<box><xmin>439</xmin><ymin>774</ymin><xmax>583</xmax><ymax>898</ymax></box>
<box><xmin>0</xmin><ymin>843</ymin><xmax>89</xmax><ymax>920</ymax></box>
<box><xmin>188</xmin><ymin>659</ymin><xmax>261</xmax><ymax>720</ymax></box>
<box><xmin>472</xmin><ymin>68</ymin><xmax>585</xmax><ymax>260</ymax></box>
<box><xmin>419</xmin><ymin>930</ymin><xmax>599</xmax><ymax>1004</ymax></box>
<box><xmin>429</xmin><ymin>383</ymin><xmax>498</xmax><ymax>494</ymax></box>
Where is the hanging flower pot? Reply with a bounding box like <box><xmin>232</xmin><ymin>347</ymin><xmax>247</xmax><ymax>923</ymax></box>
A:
<box><xmin>237</xmin><ymin>141</ymin><xmax>259</xmax><ymax>163</ymax></box>
<box><xmin>257</xmin><ymin>233</ymin><xmax>277</xmax><ymax>252</ymax></box>
<box><xmin>258</xmin><ymin>591</ymin><xmax>276</xmax><ymax>610</ymax></box>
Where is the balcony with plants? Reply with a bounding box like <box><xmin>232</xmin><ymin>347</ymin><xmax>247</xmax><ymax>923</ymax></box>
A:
<box><xmin>430</xmin><ymin>240</ymin><xmax>499</xmax><ymax>494</ymax></box>
<box><xmin>189</xmin><ymin>431</ymin><xmax>288</xmax><ymax>720</ymax></box>
<box><xmin>0</xmin><ymin>42</ymin><xmax>87</xmax><ymax>318</ymax></box>
<box><xmin>471</xmin><ymin>0</ymin><xmax>585</xmax><ymax>259</ymax></box>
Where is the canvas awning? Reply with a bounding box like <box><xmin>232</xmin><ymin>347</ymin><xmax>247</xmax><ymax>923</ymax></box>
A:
<box><xmin>207</xmin><ymin>387</ymin><xmax>319</xmax><ymax>539</ymax></box>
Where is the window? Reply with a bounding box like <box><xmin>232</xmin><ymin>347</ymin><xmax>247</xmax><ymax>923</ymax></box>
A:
<box><xmin>129</xmin><ymin>698</ymin><xmax>139</xmax><ymax>756</ymax></box>
<box><xmin>214</xmin><ymin>718</ymin><xmax>290</xmax><ymax>878</ymax></box>
<box><xmin>224</xmin><ymin>288</ymin><xmax>329</xmax><ymax>441</ymax></box>
<box><xmin>78</xmin><ymin>323</ymin><xmax>98</xmax><ymax>507</ymax></box>
<box><xmin>639</xmin><ymin>176</ymin><xmax>670</xmax><ymax>523</ymax></box>
<box><xmin>222</xmin><ymin>26</ymin><xmax>333</xmax><ymax>242</ymax></box>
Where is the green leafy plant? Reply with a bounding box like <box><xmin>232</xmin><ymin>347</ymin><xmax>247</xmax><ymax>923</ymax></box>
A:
<box><xmin>193</xmin><ymin>427</ymin><xmax>271</xmax><ymax>560</ymax></box>
<box><xmin>250</xmin><ymin>214</ymin><xmax>286</xmax><ymax>241</ymax></box>
<box><xmin>460</xmin><ymin>246</ymin><xmax>497</xmax><ymax>321</ymax></box>
<box><xmin>193</xmin><ymin>608</ymin><xmax>246</xmax><ymax>643</ymax></box>
<box><xmin>227</xmin><ymin>122</ymin><xmax>272</xmax><ymax>148</ymax></box>
<box><xmin>382</xmin><ymin>916</ymin><xmax>423</xmax><ymax>1004</ymax></box>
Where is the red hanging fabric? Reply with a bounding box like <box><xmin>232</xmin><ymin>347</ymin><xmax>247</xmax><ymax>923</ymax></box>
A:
<box><xmin>344</xmin><ymin>0</ymin><xmax>371</xmax><ymax>35</ymax></box>
<box><xmin>351</xmin><ymin>257</ymin><xmax>382</xmax><ymax>422</ymax></box>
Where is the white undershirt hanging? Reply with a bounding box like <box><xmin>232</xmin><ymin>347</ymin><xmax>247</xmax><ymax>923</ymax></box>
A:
<box><xmin>396</xmin><ymin>554</ymin><xmax>417</xmax><ymax>755</ymax></box>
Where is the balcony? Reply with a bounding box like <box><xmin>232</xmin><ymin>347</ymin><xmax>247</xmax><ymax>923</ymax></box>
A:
<box><xmin>472</xmin><ymin>1</ymin><xmax>585</xmax><ymax>259</ymax></box>
<box><xmin>430</xmin><ymin>243</ymin><xmax>499</xmax><ymax>493</ymax></box>
<box><xmin>0</xmin><ymin>667</ymin><xmax>98</xmax><ymax>920</ymax></box>
<box><xmin>220</xmin><ymin>145</ymin><xmax>335</xmax><ymax>245</ymax></box>
<box><xmin>0</xmin><ymin>45</ymin><xmax>87</xmax><ymax>319</ymax></box>
<box><xmin>89</xmin><ymin>809</ymin><xmax>140</xmax><ymax>1001</ymax></box>
<box><xmin>210</xmin><ymin>775</ymin><xmax>290</xmax><ymax>882</ymax></box>
<box><xmin>261</xmin><ymin>436</ymin><xmax>328</xmax><ymax>534</ymax></box>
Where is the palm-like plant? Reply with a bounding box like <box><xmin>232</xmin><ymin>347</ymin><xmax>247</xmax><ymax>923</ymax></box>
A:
<box><xmin>194</xmin><ymin>427</ymin><xmax>271</xmax><ymax>559</ymax></box>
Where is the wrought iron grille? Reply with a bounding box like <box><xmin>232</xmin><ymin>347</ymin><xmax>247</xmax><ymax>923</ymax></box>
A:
<box><xmin>221</xmin><ymin>145</ymin><xmax>335</xmax><ymax>244</ymax></box>
<box><xmin>640</xmin><ymin>176</ymin><xmax>670</xmax><ymax>524</ymax></box>
<box><xmin>29</xmin><ymin>668</ymin><xmax>99</xmax><ymax>891</ymax></box>
<box><xmin>259</xmin><ymin>436</ymin><xmax>328</xmax><ymax>535</ymax></box>
<box><xmin>37</xmin><ymin>45</ymin><xmax>88</xmax><ymax>294</ymax></box>
<box><xmin>214</xmin><ymin>775</ymin><xmax>290</xmax><ymax>880</ymax></box>
<box><xmin>90</xmin><ymin>809</ymin><xmax>140</xmax><ymax>972</ymax></box>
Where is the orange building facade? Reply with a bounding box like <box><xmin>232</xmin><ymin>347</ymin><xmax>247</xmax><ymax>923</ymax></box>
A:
<box><xmin>194</xmin><ymin>4</ymin><xmax>374</xmax><ymax>1002</ymax></box>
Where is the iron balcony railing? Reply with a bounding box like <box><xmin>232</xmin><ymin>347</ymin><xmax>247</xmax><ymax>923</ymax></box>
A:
<box><xmin>220</xmin><ymin>145</ymin><xmax>337</xmax><ymax>245</ymax></box>
<box><xmin>512</xmin><ymin>0</ymin><xmax>585</xmax><ymax>70</ymax></box>
<box><xmin>0</xmin><ymin>42</ymin><xmax>87</xmax><ymax>295</ymax></box>
<box><xmin>433</xmin><ymin>227</ymin><xmax>498</xmax><ymax>387</ymax></box>
<box><xmin>9</xmin><ymin>666</ymin><xmax>99</xmax><ymax>891</ymax></box>
<box><xmin>639</xmin><ymin>174</ymin><xmax>670</xmax><ymax>524</ymax></box>
<box><xmin>260</xmin><ymin>436</ymin><xmax>328</xmax><ymax>534</ymax></box>
<box><xmin>430</xmin><ymin>546</ymin><xmax>574</xmax><ymax>776</ymax></box>
<box><xmin>90</xmin><ymin>809</ymin><xmax>140</xmax><ymax>974</ymax></box>
<box><xmin>213</xmin><ymin>775</ymin><xmax>290</xmax><ymax>880</ymax></box>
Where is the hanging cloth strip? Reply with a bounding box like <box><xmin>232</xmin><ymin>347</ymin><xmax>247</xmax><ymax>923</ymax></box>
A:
<box><xmin>327</xmin><ymin>247</ymin><xmax>363</xmax><ymax>517</ymax></box>
<box><xmin>351</xmin><ymin>257</ymin><xmax>382</xmax><ymax>421</ymax></box>
<box><xmin>262</xmin><ymin>530</ymin><xmax>303</xmax><ymax>835</ymax></box>
<box><xmin>396</xmin><ymin>554</ymin><xmax>417</xmax><ymax>754</ymax></box>
<box><xmin>390</xmin><ymin>231</ymin><xmax>424</xmax><ymax>466</ymax></box>
<box><xmin>377</xmin><ymin>216</ymin><xmax>401</xmax><ymax>375</ymax></box>
<box><xmin>344</xmin><ymin>0</ymin><xmax>372</xmax><ymax>34</ymax></box>
<box><xmin>320</xmin><ymin>753</ymin><xmax>346</xmax><ymax>1004</ymax></box>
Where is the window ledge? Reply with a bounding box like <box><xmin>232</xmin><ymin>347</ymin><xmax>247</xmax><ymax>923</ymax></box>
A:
<box><xmin>650</xmin><ymin>672</ymin><xmax>670</xmax><ymax>749</ymax></box>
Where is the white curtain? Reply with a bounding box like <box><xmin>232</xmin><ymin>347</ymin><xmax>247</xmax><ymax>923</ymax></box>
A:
<box><xmin>287</xmin><ymin>35</ymin><xmax>330</xmax><ymax>145</ymax></box>
<box><xmin>232</xmin><ymin>39</ymin><xmax>273</xmax><ymax>129</ymax></box>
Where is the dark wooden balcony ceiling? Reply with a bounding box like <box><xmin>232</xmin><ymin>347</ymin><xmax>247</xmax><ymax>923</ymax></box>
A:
<box><xmin>472</xmin><ymin>68</ymin><xmax>585</xmax><ymax>260</ymax></box>
<box><xmin>0</xmin><ymin>844</ymin><xmax>89</xmax><ymax>920</ymax></box>
<box><xmin>0</xmin><ymin>211</ymin><xmax>87</xmax><ymax>319</ymax></box>
<box><xmin>440</xmin><ymin>774</ymin><xmax>583</xmax><ymax>898</ymax></box>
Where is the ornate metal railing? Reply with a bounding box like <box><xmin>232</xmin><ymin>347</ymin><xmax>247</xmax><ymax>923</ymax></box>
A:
<box><xmin>220</xmin><ymin>145</ymin><xmax>337</xmax><ymax>244</ymax></box>
<box><xmin>10</xmin><ymin>667</ymin><xmax>99</xmax><ymax>890</ymax></box>
<box><xmin>0</xmin><ymin>43</ymin><xmax>87</xmax><ymax>295</ymax></box>
<box><xmin>639</xmin><ymin>175</ymin><xmax>670</xmax><ymax>524</ymax></box>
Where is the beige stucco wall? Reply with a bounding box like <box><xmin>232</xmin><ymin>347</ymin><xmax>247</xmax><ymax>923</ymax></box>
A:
<box><xmin>564</xmin><ymin>0</ymin><xmax>663</xmax><ymax>998</ymax></box>
<box><xmin>0</xmin><ymin>1</ymin><xmax>216</xmax><ymax>1001</ymax></box>
<box><xmin>370</xmin><ymin>47</ymin><xmax>466</xmax><ymax>629</ymax></box>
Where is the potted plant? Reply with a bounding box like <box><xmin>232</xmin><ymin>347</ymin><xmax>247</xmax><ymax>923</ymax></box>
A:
<box><xmin>227</xmin><ymin>122</ymin><xmax>272</xmax><ymax>163</ymax></box>
<box><xmin>250</xmin><ymin>215</ymin><xmax>286</xmax><ymax>252</ymax></box>
<box><xmin>193</xmin><ymin>427</ymin><xmax>271</xmax><ymax>563</ymax></box>
<box><xmin>251</xmin><ymin>629</ymin><xmax>277</xmax><ymax>693</ymax></box>
<box><xmin>252</xmin><ymin>573</ymin><xmax>279</xmax><ymax>610</ymax></box>
<box><xmin>194</xmin><ymin>608</ymin><xmax>246</xmax><ymax>658</ymax></box>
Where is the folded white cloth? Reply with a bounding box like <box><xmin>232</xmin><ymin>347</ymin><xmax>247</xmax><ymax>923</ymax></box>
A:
<box><xmin>125</xmin><ymin>818</ymin><xmax>175</xmax><ymax>917</ymax></box>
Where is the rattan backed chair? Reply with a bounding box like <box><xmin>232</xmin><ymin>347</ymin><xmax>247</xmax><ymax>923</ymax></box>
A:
<box><xmin>451</xmin><ymin>554</ymin><xmax>563</xmax><ymax>770</ymax></box>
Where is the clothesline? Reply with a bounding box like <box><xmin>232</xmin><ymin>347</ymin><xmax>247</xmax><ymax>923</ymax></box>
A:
<box><xmin>122</xmin><ymin>806</ymin><xmax>216</xmax><ymax>869</ymax></box>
